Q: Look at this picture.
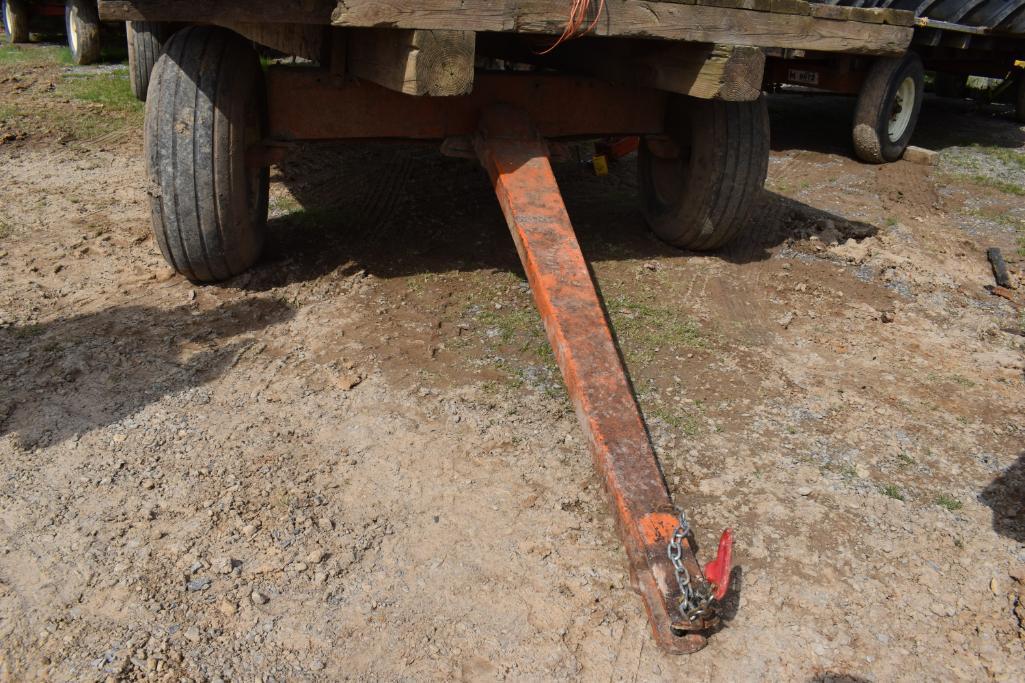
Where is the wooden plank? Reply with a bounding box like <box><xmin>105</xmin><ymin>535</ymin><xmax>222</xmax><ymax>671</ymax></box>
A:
<box><xmin>99</xmin><ymin>0</ymin><xmax>914</xmax><ymax>55</ymax></box>
<box><xmin>98</xmin><ymin>0</ymin><xmax>337</xmax><ymax>24</ymax></box>
<box><xmin>223</xmin><ymin>22</ymin><xmax>325</xmax><ymax>61</ymax></box>
<box><xmin>540</xmin><ymin>40</ymin><xmax>766</xmax><ymax>100</ymax></box>
<box><xmin>331</xmin><ymin>1</ymin><xmax>914</xmax><ymax>55</ymax></box>
<box><xmin>348</xmin><ymin>29</ymin><xmax>475</xmax><ymax>96</ymax></box>
<box><xmin>265</xmin><ymin>69</ymin><xmax>667</xmax><ymax>140</ymax></box>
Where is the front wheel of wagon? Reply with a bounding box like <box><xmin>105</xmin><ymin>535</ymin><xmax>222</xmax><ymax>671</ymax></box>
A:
<box><xmin>146</xmin><ymin>26</ymin><xmax>269</xmax><ymax>283</ymax></box>
<box><xmin>2</xmin><ymin>0</ymin><xmax>30</xmax><ymax>44</ymax></box>
<box><xmin>638</xmin><ymin>97</ymin><xmax>769</xmax><ymax>251</ymax></box>
<box><xmin>127</xmin><ymin>21</ymin><xmax>168</xmax><ymax>101</ymax></box>
<box><xmin>65</xmin><ymin>0</ymin><xmax>101</xmax><ymax>65</ymax></box>
<box><xmin>852</xmin><ymin>52</ymin><xmax>924</xmax><ymax>164</ymax></box>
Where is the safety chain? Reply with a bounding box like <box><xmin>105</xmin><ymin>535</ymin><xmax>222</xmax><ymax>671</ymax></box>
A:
<box><xmin>666</xmin><ymin>511</ymin><xmax>715</xmax><ymax>623</ymax></box>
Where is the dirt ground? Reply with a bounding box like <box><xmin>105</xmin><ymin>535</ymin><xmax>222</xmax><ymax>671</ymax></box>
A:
<box><xmin>1</xmin><ymin>41</ymin><xmax>1024</xmax><ymax>682</ymax></box>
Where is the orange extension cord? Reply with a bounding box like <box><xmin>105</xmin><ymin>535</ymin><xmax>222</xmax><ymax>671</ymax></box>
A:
<box><xmin>541</xmin><ymin>0</ymin><xmax>607</xmax><ymax>53</ymax></box>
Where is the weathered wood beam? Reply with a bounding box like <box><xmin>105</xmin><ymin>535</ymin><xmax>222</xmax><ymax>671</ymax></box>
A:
<box><xmin>98</xmin><ymin>0</ymin><xmax>337</xmax><ymax>24</ymax></box>
<box><xmin>98</xmin><ymin>0</ymin><xmax>914</xmax><ymax>55</ymax></box>
<box><xmin>348</xmin><ymin>29</ymin><xmax>475</xmax><ymax>96</ymax></box>
<box><xmin>330</xmin><ymin>0</ymin><xmax>914</xmax><ymax>55</ymax></box>
<box><xmin>222</xmin><ymin>22</ymin><xmax>325</xmax><ymax>61</ymax></box>
<box><xmin>480</xmin><ymin>35</ymin><xmax>765</xmax><ymax>101</ymax></box>
<box><xmin>562</xmin><ymin>41</ymin><xmax>766</xmax><ymax>101</ymax></box>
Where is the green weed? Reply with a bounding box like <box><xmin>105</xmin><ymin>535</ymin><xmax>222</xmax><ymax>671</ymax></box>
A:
<box><xmin>880</xmin><ymin>484</ymin><xmax>905</xmax><ymax>501</ymax></box>
<box><xmin>934</xmin><ymin>494</ymin><xmax>963</xmax><ymax>511</ymax></box>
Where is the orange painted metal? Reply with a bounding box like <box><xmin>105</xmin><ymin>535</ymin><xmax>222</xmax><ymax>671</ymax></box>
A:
<box><xmin>474</xmin><ymin>105</ymin><xmax>717</xmax><ymax>654</ymax></box>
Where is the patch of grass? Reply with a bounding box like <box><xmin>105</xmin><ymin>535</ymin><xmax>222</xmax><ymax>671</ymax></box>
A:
<box><xmin>824</xmin><ymin>461</ymin><xmax>859</xmax><ymax>479</ymax></box>
<box><xmin>960</xmin><ymin>175</ymin><xmax>1025</xmax><ymax>196</ymax></box>
<box><xmin>0</xmin><ymin>43</ymin><xmax>72</xmax><ymax>66</ymax></box>
<box><xmin>607</xmin><ymin>295</ymin><xmax>704</xmax><ymax>365</ymax></box>
<box><xmin>896</xmin><ymin>451</ymin><xmax>915</xmax><ymax>466</ymax></box>
<box><xmin>880</xmin><ymin>484</ymin><xmax>905</xmax><ymax>501</ymax></box>
<box><xmin>934</xmin><ymin>494</ymin><xmax>963</xmax><ymax>511</ymax></box>
<box><xmin>647</xmin><ymin>404</ymin><xmax>701</xmax><ymax>437</ymax></box>
<box><xmin>59</xmin><ymin>72</ymin><xmax>142</xmax><ymax>113</ymax></box>
<box><xmin>967</xmin><ymin>145</ymin><xmax>1025</xmax><ymax>171</ymax></box>
<box><xmin>0</xmin><ymin>219</ymin><xmax>10</xmax><ymax>240</ymax></box>
<box><xmin>940</xmin><ymin>144</ymin><xmax>1025</xmax><ymax>197</ymax></box>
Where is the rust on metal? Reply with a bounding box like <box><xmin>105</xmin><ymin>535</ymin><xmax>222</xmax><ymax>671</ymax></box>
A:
<box><xmin>473</xmin><ymin>105</ymin><xmax>721</xmax><ymax>654</ymax></box>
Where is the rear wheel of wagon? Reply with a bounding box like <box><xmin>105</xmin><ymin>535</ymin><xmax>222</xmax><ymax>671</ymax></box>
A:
<box><xmin>65</xmin><ymin>0</ymin><xmax>101</xmax><ymax>65</ymax></box>
<box><xmin>852</xmin><ymin>52</ymin><xmax>924</xmax><ymax>163</ymax></box>
<box><xmin>145</xmin><ymin>26</ymin><xmax>269</xmax><ymax>283</ymax></box>
<box><xmin>638</xmin><ymin>96</ymin><xmax>769</xmax><ymax>251</ymax></box>
<box><xmin>127</xmin><ymin>21</ymin><xmax>168</xmax><ymax>101</ymax></box>
<box><xmin>2</xmin><ymin>0</ymin><xmax>29</xmax><ymax>44</ymax></box>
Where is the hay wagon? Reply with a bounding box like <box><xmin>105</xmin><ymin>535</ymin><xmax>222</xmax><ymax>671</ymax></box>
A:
<box><xmin>767</xmin><ymin>0</ymin><xmax>1025</xmax><ymax>162</ymax></box>
<box><xmin>97</xmin><ymin>0</ymin><xmax>913</xmax><ymax>653</ymax></box>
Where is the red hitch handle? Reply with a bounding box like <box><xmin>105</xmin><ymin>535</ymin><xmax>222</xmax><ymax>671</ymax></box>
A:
<box><xmin>703</xmin><ymin>529</ymin><xmax>735</xmax><ymax>600</ymax></box>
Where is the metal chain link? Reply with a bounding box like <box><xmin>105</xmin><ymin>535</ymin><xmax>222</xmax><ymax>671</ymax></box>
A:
<box><xmin>667</xmin><ymin>511</ymin><xmax>715</xmax><ymax>623</ymax></box>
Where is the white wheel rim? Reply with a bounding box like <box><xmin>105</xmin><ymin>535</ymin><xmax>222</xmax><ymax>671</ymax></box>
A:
<box><xmin>68</xmin><ymin>9</ymin><xmax>79</xmax><ymax>54</ymax></box>
<box><xmin>888</xmin><ymin>76</ymin><xmax>916</xmax><ymax>143</ymax></box>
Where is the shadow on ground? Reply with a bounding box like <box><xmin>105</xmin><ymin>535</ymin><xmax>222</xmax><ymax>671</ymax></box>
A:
<box><xmin>768</xmin><ymin>92</ymin><xmax>1025</xmax><ymax>158</ymax></box>
<box><xmin>235</xmin><ymin>142</ymin><xmax>877</xmax><ymax>291</ymax></box>
<box><xmin>0</xmin><ymin>298</ymin><xmax>294</xmax><ymax>450</ymax></box>
<box><xmin>980</xmin><ymin>452</ymin><xmax>1025</xmax><ymax>543</ymax></box>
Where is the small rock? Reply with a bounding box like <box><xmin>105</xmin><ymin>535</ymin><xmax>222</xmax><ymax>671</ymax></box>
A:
<box><xmin>186</xmin><ymin>577</ymin><xmax>211</xmax><ymax>592</ymax></box>
<box><xmin>140</xmin><ymin>479</ymin><xmax>155</xmax><ymax>490</ymax></box>
<box><xmin>797</xmin><ymin>486</ymin><xmax>812</xmax><ymax>497</ymax></box>
<box><xmin>183</xmin><ymin>626</ymin><xmax>201</xmax><ymax>643</ymax></box>
<box><xmin>210</xmin><ymin>557</ymin><xmax>233</xmax><ymax>575</ymax></box>
<box><xmin>778</xmin><ymin>311</ymin><xmax>796</xmax><ymax>329</ymax></box>
<box><xmin>217</xmin><ymin>599</ymin><xmax>237</xmax><ymax>617</ymax></box>
<box><xmin>306</xmin><ymin>549</ymin><xmax>326</xmax><ymax>564</ymax></box>
<box><xmin>880</xmin><ymin>310</ymin><xmax>895</xmax><ymax>323</ymax></box>
<box><xmin>902</xmin><ymin>145</ymin><xmax>938</xmax><ymax>166</ymax></box>
<box><xmin>317</xmin><ymin>517</ymin><xmax>333</xmax><ymax>532</ymax></box>
<box><xmin>339</xmin><ymin>373</ymin><xmax>363</xmax><ymax>391</ymax></box>
<box><xmin>251</xmin><ymin>591</ymin><xmax>268</xmax><ymax>605</ymax></box>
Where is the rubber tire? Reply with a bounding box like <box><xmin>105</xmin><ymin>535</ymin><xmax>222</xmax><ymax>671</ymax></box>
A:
<box><xmin>145</xmin><ymin>26</ymin><xmax>269</xmax><ymax>283</ymax></box>
<box><xmin>638</xmin><ymin>97</ymin><xmax>769</xmax><ymax>251</ymax></box>
<box><xmin>852</xmin><ymin>52</ymin><xmax>924</xmax><ymax>164</ymax></box>
<box><xmin>65</xmin><ymin>0</ymin><xmax>101</xmax><ymax>65</ymax></box>
<box><xmin>127</xmin><ymin>21</ymin><xmax>166</xmax><ymax>101</ymax></box>
<box><xmin>3</xmin><ymin>0</ymin><xmax>29</xmax><ymax>43</ymax></box>
<box><xmin>934</xmin><ymin>72</ymin><xmax>967</xmax><ymax>99</ymax></box>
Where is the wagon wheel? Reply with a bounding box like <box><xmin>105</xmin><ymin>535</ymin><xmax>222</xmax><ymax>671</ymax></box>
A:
<box><xmin>638</xmin><ymin>96</ymin><xmax>769</xmax><ymax>251</ymax></box>
<box><xmin>852</xmin><ymin>52</ymin><xmax>925</xmax><ymax>164</ymax></box>
<box><xmin>2</xmin><ymin>0</ymin><xmax>29</xmax><ymax>43</ymax></box>
<box><xmin>65</xmin><ymin>0</ymin><xmax>101</xmax><ymax>65</ymax></box>
<box><xmin>127</xmin><ymin>21</ymin><xmax>169</xmax><ymax>101</ymax></box>
<box><xmin>145</xmin><ymin>26</ymin><xmax>269</xmax><ymax>283</ymax></box>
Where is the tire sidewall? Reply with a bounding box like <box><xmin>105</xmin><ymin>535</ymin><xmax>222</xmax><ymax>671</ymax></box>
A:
<box><xmin>874</xmin><ymin>54</ymin><xmax>924</xmax><ymax>161</ymax></box>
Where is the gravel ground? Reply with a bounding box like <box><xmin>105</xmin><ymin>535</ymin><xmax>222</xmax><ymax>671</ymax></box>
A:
<box><xmin>1</xmin><ymin>42</ymin><xmax>1024</xmax><ymax>682</ymax></box>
